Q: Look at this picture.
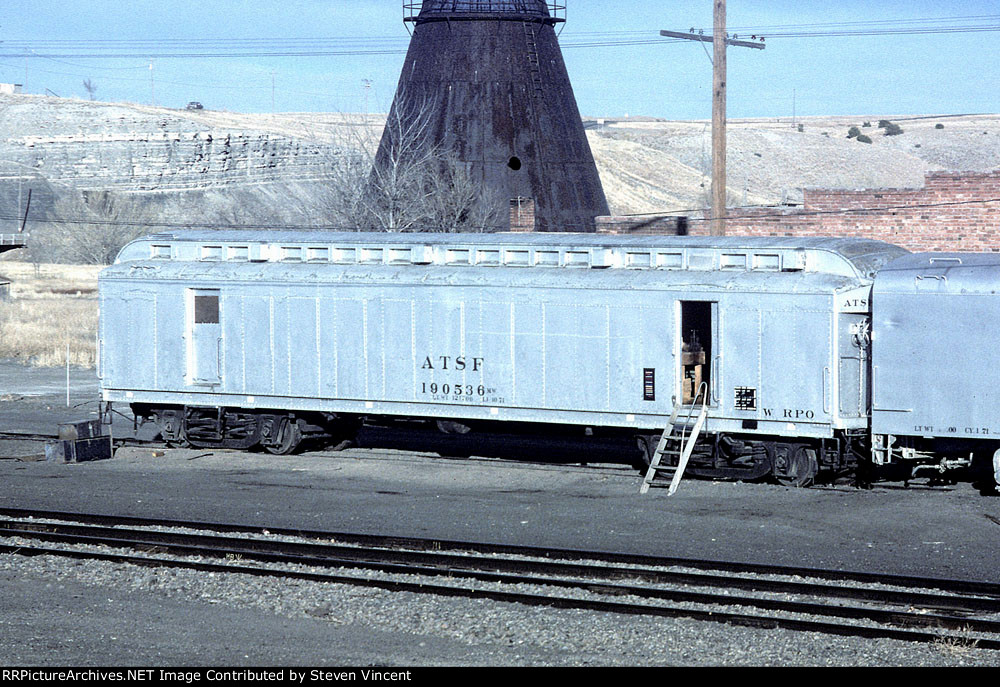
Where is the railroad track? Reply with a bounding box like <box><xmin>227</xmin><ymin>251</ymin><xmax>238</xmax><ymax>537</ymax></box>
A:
<box><xmin>0</xmin><ymin>430</ymin><xmax>162</xmax><ymax>447</ymax></box>
<box><xmin>0</xmin><ymin>431</ymin><xmax>66</xmax><ymax>442</ymax></box>
<box><xmin>2</xmin><ymin>507</ymin><xmax>999</xmax><ymax>650</ymax></box>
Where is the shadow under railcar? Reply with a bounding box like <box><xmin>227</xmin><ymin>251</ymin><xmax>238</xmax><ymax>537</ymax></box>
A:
<box><xmin>350</xmin><ymin>420</ymin><xmax>641</xmax><ymax>468</ymax></box>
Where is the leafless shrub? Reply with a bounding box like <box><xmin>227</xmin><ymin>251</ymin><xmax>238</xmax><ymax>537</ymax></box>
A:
<box><xmin>317</xmin><ymin>93</ymin><xmax>503</xmax><ymax>233</ymax></box>
<box><xmin>42</xmin><ymin>190</ymin><xmax>155</xmax><ymax>264</ymax></box>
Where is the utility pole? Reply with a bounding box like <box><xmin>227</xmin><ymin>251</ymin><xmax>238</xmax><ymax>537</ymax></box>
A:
<box><xmin>711</xmin><ymin>0</ymin><xmax>727</xmax><ymax>236</ymax></box>
<box><xmin>362</xmin><ymin>79</ymin><xmax>372</xmax><ymax>126</ymax></box>
<box><xmin>661</xmin><ymin>1</ymin><xmax>764</xmax><ymax>235</ymax></box>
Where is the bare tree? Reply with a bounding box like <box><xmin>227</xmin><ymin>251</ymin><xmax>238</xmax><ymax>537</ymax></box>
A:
<box><xmin>82</xmin><ymin>79</ymin><xmax>97</xmax><ymax>101</ymax></box>
<box><xmin>362</xmin><ymin>95</ymin><xmax>448</xmax><ymax>232</ymax></box>
<box><xmin>423</xmin><ymin>162</ymin><xmax>503</xmax><ymax>233</ymax></box>
<box><xmin>313</xmin><ymin>144</ymin><xmax>380</xmax><ymax>231</ymax></box>
<box><xmin>316</xmin><ymin>93</ymin><xmax>503</xmax><ymax>233</ymax></box>
<box><xmin>46</xmin><ymin>190</ymin><xmax>154</xmax><ymax>264</ymax></box>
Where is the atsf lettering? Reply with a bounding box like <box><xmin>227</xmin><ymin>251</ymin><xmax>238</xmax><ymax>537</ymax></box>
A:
<box><xmin>421</xmin><ymin>355</ymin><xmax>483</xmax><ymax>372</ymax></box>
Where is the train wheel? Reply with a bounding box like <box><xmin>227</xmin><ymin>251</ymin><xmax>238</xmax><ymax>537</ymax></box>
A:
<box><xmin>436</xmin><ymin>420</ymin><xmax>472</xmax><ymax>434</ymax></box>
<box><xmin>264</xmin><ymin>418</ymin><xmax>303</xmax><ymax>455</ymax></box>
<box><xmin>634</xmin><ymin>435</ymin><xmax>653</xmax><ymax>471</ymax></box>
<box><xmin>155</xmin><ymin>410</ymin><xmax>190</xmax><ymax>448</ymax></box>
<box><xmin>775</xmin><ymin>445</ymin><xmax>818</xmax><ymax>488</ymax></box>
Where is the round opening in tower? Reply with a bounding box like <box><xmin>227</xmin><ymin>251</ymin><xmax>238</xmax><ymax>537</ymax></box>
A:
<box><xmin>507</xmin><ymin>156</ymin><xmax>522</xmax><ymax>171</ymax></box>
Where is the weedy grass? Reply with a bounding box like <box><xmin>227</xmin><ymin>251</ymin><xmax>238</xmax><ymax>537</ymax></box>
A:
<box><xmin>932</xmin><ymin>628</ymin><xmax>981</xmax><ymax>658</ymax></box>
<box><xmin>0</xmin><ymin>261</ymin><xmax>100</xmax><ymax>367</ymax></box>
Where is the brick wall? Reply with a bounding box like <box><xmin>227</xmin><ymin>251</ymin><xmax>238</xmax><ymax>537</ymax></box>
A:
<box><xmin>598</xmin><ymin>171</ymin><xmax>1000</xmax><ymax>253</ymax></box>
<box><xmin>509</xmin><ymin>197</ymin><xmax>536</xmax><ymax>232</ymax></box>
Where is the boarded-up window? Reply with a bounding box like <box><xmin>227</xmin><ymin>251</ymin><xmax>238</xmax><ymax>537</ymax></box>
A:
<box><xmin>194</xmin><ymin>294</ymin><xmax>219</xmax><ymax>324</ymax></box>
<box><xmin>510</xmin><ymin>197</ymin><xmax>535</xmax><ymax>232</ymax></box>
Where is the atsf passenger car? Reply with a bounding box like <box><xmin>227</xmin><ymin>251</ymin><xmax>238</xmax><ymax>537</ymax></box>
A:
<box><xmin>98</xmin><ymin>231</ymin><xmax>1000</xmax><ymax>491</ymax></box>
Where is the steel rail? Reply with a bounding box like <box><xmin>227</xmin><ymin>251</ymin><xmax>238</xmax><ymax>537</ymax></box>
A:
<box><xmin>3</xmin><ymin>518</ymin><xmax>1000</xmax><ymax>640</ymax></box>
<box><xmin>2</xmin><ymin>507</ymin><xmax>999</xmax><ymax>598</ymax></box>
<box><xmin>0</xmin><ymin>431</ymin><xmax>61</xmax><ymax>442</ymax></box>
<box><xmin>2</xmin><ymin>519</ymin><xmax>999</xmax><ymax>619</ymax></box>
<box><xmin>2</xmin><ymin>539</ymin><xmax>997</xmax><ymax>651</ymax></box>
<box><xmin>0</xmin><ymin>431</ymin><xmax>163</xmax><ymax>447</ymax></box>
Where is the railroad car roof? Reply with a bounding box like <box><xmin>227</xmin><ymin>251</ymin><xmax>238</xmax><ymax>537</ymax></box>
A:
<box><xmin>101</xmin><ymin>259</ymin><xmax>870</xmax><ymax>296</ymax></box>
<box><xmin>874</xmin><ymin>252</ymin><xmax>1000</xmax><ymax>296</ymax></box>
<box><xmin>115</xmin><ymin>231</ymin><xmax>906</xmax><ymax>281</ymax></box>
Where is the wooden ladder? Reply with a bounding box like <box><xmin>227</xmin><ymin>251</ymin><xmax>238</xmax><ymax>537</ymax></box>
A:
<box><xmin>640</xmin><ymin>383</ymin><xmax>709</xmax><ymax>496</ymax></box>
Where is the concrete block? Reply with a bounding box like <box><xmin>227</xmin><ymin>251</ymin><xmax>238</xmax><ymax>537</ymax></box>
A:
<box><xmin>57</xmin><ymin>419</ymin><xmax>104</xmax><ymax>441</ymax></box>
<box><xmin>45</xmin><ymin>437</ymin><xmax>112</xmax><ymax>463</ymax></box>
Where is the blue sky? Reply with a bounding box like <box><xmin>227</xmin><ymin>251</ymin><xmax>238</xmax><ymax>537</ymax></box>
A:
<box><xmin>1</xmin><ymin>1</ymin><xmax>997</xmax><ymax>118</ymax></box>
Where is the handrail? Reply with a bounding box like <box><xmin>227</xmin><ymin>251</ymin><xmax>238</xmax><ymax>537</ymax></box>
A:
<box><xmin>667</xmin><ymin>382</ymin><xmax>708</xmax><ymax>496</ymax></box>
<box><xmin>678</xmin><ymin>381</ymin><xmax>708</xmax><ymax>441</ymax></box>
<box><xmin>404</xmin><ymin>1</ymin><xmax>566</xmax><ymax>22</ymax></box>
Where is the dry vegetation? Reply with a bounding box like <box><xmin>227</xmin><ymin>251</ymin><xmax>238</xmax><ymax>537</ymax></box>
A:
<box><xmin>0</xmin><ymin>261</ymin><xmax>99</xmax><ymax>367</ymax></box>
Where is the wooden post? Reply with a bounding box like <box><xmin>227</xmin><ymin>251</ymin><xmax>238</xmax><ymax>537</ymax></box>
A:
<box><xmin>711</xmin><ymin>0</ymin><xmax>727</xmax><ymax>236</ymax></box>
<box><xmin>660</xmin><ymin>3</ymin><xmax>763</xmax><ymax>237</ymax></box>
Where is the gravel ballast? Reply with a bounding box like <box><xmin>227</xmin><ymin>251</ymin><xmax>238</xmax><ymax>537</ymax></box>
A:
<box><xmin>2</xmin><ymin>553</ymin><xmax>998</xmax><ymax>667</ymax></box>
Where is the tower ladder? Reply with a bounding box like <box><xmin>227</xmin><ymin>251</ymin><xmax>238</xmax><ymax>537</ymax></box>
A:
<box><xmin>522</xmin><ymin>21</ymin><xmax>544</xmax><ymax>93</ymax></box>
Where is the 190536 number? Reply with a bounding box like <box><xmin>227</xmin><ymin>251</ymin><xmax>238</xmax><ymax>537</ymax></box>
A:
<box><xmin>421</xmin><ymin>382</ymin><xmax>488</xmax><ymax>397</ymax></box>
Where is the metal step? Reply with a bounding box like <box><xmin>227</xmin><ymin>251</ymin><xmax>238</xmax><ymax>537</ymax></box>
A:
<box><xmin>649</xmin><ymin>463</ymin><xmax>679</xmax><ymax>472</ymax></box>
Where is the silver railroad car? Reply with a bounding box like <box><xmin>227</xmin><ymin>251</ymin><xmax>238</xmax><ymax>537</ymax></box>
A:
<box><xmin>100</xmin><ymin>231</ymin><xmax>905</xmax><ymax>484</ymax></box>
<box><xmin>872</xmin><ymin>252</ymin><xmax>1000</xmax><ymax>487</ymax></box>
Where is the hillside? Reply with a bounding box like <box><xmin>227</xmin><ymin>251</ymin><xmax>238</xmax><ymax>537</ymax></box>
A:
<box><xmin>1</xmin><ymin>93</ymin><xmax>998</xmax><ymax>249</ymax></box>
<box><xmin>587</xmin><ymin>114</ymin><xmax>1000</xmax><ymax>214</ymax></box>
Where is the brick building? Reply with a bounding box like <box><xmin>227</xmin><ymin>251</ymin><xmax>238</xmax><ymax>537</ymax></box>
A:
<box><xmin>597</xmin><ymin>170</ymin><xmax>1000</xmax><ymax>253</ymax></box>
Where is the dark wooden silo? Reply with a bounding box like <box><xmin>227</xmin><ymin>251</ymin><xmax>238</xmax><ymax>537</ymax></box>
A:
<box><xmin>379</xmin><ymin>1</ymin><xmax>610</xmax><ymax>232</ymax></box>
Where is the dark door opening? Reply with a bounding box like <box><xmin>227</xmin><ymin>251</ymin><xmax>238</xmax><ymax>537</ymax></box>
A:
<box><xmin>680</xmin><ymin>301</ymin><xmax>713</xmax><ymax>404</ymax></box>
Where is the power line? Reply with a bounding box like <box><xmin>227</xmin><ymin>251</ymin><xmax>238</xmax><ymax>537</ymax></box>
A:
<box><xmin>3</xmin><ymin>17</ymin><xmax>1000</xmax><ymax>60</ymax></box>
<box><xmin>4</xmin><ymin>14</ymin><xmax>999</xmax><ymax>46</ymax></box>
<box><xmin>3</xmin><ymin>197</ymin><xmax>996</xmax><ymax>233</ymax></box>
<box><xmin>621</xmin><ymin>196</ymin><xmax>1000</xmax><ymax>223</ymax></box>
<box><xmin>0</xmin><ymin>59</ymin><xmax>378</xmax><ymax>99</ymax></box>
<box><xmin>10</xmin><ymin>13</ymin><xmax>999</xmax><ymax>39</ymax></box>
<box><xmin>0</xmin><ymin>49</ymin><xmax>412</xmax><ymax>59</ymax></box>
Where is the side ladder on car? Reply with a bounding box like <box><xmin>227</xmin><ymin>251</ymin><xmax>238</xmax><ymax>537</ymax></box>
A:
<box><xmin>640</xmin><ymin>383</ymin><xmax>709</xmax><ymax>496</ymax></box>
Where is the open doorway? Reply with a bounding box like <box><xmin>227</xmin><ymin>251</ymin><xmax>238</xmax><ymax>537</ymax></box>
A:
<box><xmin>680</xmin><ymin>301</ymin><xmax>713</xmax><ymax>404</ymax></box>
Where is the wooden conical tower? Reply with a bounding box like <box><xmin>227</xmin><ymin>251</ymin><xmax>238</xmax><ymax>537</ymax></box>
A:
<box><xmin>378</xmin><ymin>1</ymin><xmax>609</xmax><ymax>232</ymax></box>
